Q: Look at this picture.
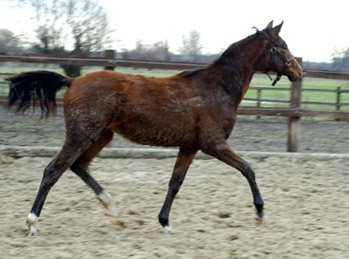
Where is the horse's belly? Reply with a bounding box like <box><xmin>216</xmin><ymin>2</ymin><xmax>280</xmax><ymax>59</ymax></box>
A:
<box><xmin>109</xmin><ymin>114</ymin><xmax>196</xmax><ymax>147</ymax></box>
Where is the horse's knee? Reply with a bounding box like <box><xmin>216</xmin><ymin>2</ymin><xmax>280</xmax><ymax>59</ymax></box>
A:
<box><xmin>43</xmin><ymin>164</ymin><xmax>55</xmax><ymax>177</ymax></box>
<box><xmin>42</xmin><ymin>162</ymin><xmax>63</xmax><ymax>187</ymax></box>
<box><xmin>42</xmin><ymin>168</ymin><xmax>55</xmax><ymax>186</ymax></box>
<box><xmin>240</xmin><ymin>162</ymin><xmax>256</xmax><ymax>179</ymax></box>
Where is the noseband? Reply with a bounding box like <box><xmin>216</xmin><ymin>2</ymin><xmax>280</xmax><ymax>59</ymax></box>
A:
<box><xmin>268</xmin><ymin>46</ymin><xmax>294</xmax><ymax>86</ymax></box>
<box><xmin>258</xmin><ymin>30</ymin><xmax>294</xmax><ymax>86</ymax></box>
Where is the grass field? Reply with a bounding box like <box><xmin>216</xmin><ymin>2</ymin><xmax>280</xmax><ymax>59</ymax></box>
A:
<box><xmin>248</xmin><ymin>77</ymin><xmax>349</xmax><ymax>111</ymax></box>
<box><xmin>0</xmin><ymin>64</ymin><xmax>348</xmax><ymax>111</ymax></box>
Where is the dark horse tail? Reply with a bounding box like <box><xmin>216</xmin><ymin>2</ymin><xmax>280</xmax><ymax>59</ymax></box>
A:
<box><xmin>7</xmin><ymin>71</ymin><xmax>73</xmax><ymax>117</ymax></box>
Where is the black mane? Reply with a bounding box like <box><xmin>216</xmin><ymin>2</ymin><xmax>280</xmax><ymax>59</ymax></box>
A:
<box><xmin>179</xmin><ymin>68</ymin><xmax>205</xmax><ymax>78</ymax></box>
<box><xmin>220</xmin><ymin>33</ymin><xmax>260</xmax><ymax>59</ymax></box>
<box><xmin>180</xmin><ymin>29</ymin><xmax>268</xmax><ymax>78</ymax></box>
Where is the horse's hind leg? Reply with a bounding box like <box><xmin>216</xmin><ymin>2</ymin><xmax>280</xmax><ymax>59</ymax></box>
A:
<box><xmin>70</xmin><ymin>129</ymin><xmax>117</xmax><ymax>217</ymax></box>
<box><xmin>158</xmin><ymin>147</ymin><xmax>198</xmax><ymax>233</ymax></box>
<box><xmin>202</xmin><ymin>142</ymin><xmax>264</xmax><ymax>219</ymax></box>
<box><xmin>27</xmin><ymin>140</ymin><xmax>91</xmax><ymax>236</ymax></box>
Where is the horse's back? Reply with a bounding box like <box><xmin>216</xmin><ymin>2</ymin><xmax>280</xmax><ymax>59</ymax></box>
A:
<box><xmin>64</xmin><ymin>70</ymin><xmax>180</xmax><ymax>101</ymax></box>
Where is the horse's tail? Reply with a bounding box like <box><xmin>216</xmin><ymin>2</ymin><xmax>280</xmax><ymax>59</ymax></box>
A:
<box><xmin>6</xmin><ymin>71</ymin><xmax>74</xmax><ymax>118</ymax></box>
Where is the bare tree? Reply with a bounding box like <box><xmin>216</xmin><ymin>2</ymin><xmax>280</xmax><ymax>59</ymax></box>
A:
<box><xmin>151</xmin><ymin>41</ymin><xmax>171</xmax><ymax>61</ymax></box>
<box><xmin>0</xmin><ymin>29</ymin><xmax>22</xmax><ymax>53</ymax></box>
<box><xmin>332</xmin><ymin>47</ymin><xmax>349</xmax><ymax>72</ymax></box>
<box><xmin>20</xmin><ymin>0</ymin><xmax>112</xmax><ymax>76</ymax></box>
<box><xmin>122</xmin><ymin>40</ymin><xmax>172</xmax><ymax>61</ymax></box>
<box><xmin>179</xmin><ymin>30</ymin><xmax>202</xmax><ymax>62</ymax></box>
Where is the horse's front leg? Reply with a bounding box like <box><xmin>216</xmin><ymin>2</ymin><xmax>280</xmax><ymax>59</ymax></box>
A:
<box><xmin>158</xmin><ymin>147</ymin><xmax>197</xmax><ymax>233</ymax></box>
<box><xmin>202</xmin><ymin>141</ymin><xmax>264</xmax><ymax>219</ymax></box>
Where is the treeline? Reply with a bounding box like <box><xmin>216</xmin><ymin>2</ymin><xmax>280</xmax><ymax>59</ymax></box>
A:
<box><xmin>0</xmin><ymin>0</ymin><xmax>348</xmax><ymax>75</ymax></box>
<box><xmin>303</xmin><ymin>61</ymin><xmax>348</xmax><ymax>72</ymax></box>
<box><xmin>0</xmin><ymin>0</ymin><xmax>212</xmax><ymax>76</ymax></box>
<box><xmin>1</xmin><ymin>25</ymin><xmax>348</xmax><ymax>73</ymax></box>
<box><xmin>120</xmin><ymin>39</ymin><xmax>219</xmax><ymax>63</ymax></box>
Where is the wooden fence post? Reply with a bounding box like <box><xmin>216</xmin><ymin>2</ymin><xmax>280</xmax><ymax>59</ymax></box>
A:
<box><xmin>104</xmin><ymin>50</ymin><xmax>116</xmax><ymax>71</ymax></box>
<box><xmin>335</xmin><ymin>86</ymin><xmax>341</xmax><ymax>121</ymax></box>
<box><xmin>336</xmin><ymin>87</ymin><xmax>341</xmax><ymax>111</ymax></box>
<box><xmin>256</xmin><ymin>88</ymin><xmax>262</xmax><ymax>119</ymax></box>
<box><xmin>287</xmin><ymin>58</ymin><xmax>303</xmax><ymax>152</ymax></box>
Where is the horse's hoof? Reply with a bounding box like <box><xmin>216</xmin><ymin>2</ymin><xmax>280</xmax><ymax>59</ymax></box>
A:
<box><xmin>98</xmin><ymin>191</ymin><xmax>118</xmax><ymax>220</ymax></box>
<box><xmin>27</xmin><ymin>213</ymin><xmax>38</xmax><ymax>237</ymax></box>
<box><xmin>106</xmin><ymin>205</ymin><xmax>118</xmax><ymax>218</ymax></box>
<box><xmin>28</xmin><ymin>228</ymin><xmax>38</xmax><ymax>237</ymax></box>
<box><xmin>106</xmin><ymin>212</ymin><xmax>118</xmax><ymax>218</ymax></box>
<box><xmin>105</xmin><ymin>211</ymin><xmax>118</xmax><ymax>224</ymax></box>
<box><xmin>256</xmin><ymin>207</ymin><xmax>264</xmax><ymax>217</ymax></box>
<box><xmin>255</xmin><ymin>210</ymin><xmax>264</xmax><ymax>223</ymax></box>
<box><xmin>163</xmin><ymin>225</ymin><xmax>175</xmax><ymax>234</ymax></box>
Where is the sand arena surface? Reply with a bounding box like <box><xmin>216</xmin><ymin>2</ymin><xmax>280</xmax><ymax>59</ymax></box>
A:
<box><xmin>0</xmin><ymin>155</ymin><xmax>348</xmax><ymax>258</ymax></box>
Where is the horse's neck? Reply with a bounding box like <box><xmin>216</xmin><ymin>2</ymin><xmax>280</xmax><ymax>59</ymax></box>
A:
<box><xmin>206</xmin><ymin>35</ymin><xmax>265</xmax><ymax>104</ymax></box>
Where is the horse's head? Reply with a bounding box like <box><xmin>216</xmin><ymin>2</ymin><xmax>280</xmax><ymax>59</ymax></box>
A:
<box><xmin>255</xmin><ymin>21</ymin><xmax>302</xmax><ymax>85</ymax></box>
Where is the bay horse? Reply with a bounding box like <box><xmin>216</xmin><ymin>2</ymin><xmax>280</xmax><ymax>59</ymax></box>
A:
<box><xmin>7</xmin><ymin>21</ymin><xmax>301</xmax><ymax>236</ymax></box>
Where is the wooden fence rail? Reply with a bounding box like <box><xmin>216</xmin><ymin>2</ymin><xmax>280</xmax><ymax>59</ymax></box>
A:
<box><xmin>0</xmin><ymin>52</ymin><xmax>348</xmax><ymax>152</ymax></box>
<box><xmin>246</xmin><ymin>86</ymin><xmax>349</xmax><ymax>109</ymax></box>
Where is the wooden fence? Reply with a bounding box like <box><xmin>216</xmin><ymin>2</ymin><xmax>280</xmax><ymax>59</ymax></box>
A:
<box><xmin>246</xmin><ymin>86</ymin><xmax>349</xmax><ymax>111</ymax></box>
<box><xmin>0</xmin><ymin>52</ymin><xmax>348</xmax><ymax>152</ymax></box>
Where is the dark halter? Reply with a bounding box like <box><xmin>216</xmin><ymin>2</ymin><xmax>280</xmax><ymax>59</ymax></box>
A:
<box><xmin>257</xmin><ymin>30</ymin><xmax>295</xmax><ymax>86</ymax></box>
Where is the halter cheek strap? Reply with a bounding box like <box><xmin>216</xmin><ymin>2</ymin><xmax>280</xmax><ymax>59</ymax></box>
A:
<box><xmin>269</xmin><ymin>47</ymin><xmax>294</xmax><ymax>86</ymax></box>
<box><xmin>258</xmin><ymin>30</ymin><xmax>294</xmax><ymax>86</ymax></box>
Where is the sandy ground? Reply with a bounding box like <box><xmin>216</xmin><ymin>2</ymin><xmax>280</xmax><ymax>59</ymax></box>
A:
<box><xmin>0</xmin><ymin>155</ymin><xmax>348</xmax><ymax>258</ymax></box>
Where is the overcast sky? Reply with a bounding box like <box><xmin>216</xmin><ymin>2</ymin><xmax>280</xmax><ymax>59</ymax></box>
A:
<box><xmin>0</xmin><ymin>0</ymin><xmax>348</xmax><ymax>62</ymax></box>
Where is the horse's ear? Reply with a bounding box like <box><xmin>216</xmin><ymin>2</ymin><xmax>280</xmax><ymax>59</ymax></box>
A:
<box><xmin>269</xmin><ymin>21</ymin><xmax>283</xmax><ymax>39</ymax></box>
<box><xmin>265</xmin><ymin>21</ymin><xmax>273</xmax><ymax>30</ymax></box>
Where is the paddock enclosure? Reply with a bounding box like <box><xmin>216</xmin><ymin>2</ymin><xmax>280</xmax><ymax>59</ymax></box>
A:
<box><xmin>0</xmin><ymin>154</ymin><xmax>348</xmax><ymax>258</ymax></box>
<box><xmin>1</xmin><ymin>30</ymin><xmax>348</xmax><ymax>257</ymax></box>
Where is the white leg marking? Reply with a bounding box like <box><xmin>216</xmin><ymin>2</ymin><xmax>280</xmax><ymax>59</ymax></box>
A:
<box><xmin>97</xmin><ymin>190</ymin><xmax>118</xmax><ymax>217</ymax></box>
<box><xmin>164</xmin><ymin>225</ymin><xmax>175</xmax><ymax>234</ymax></box>
<box><xmin>27</xmin><ymin>213</ymin><xmax>38</xmax><ymax>237</ymax></box>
